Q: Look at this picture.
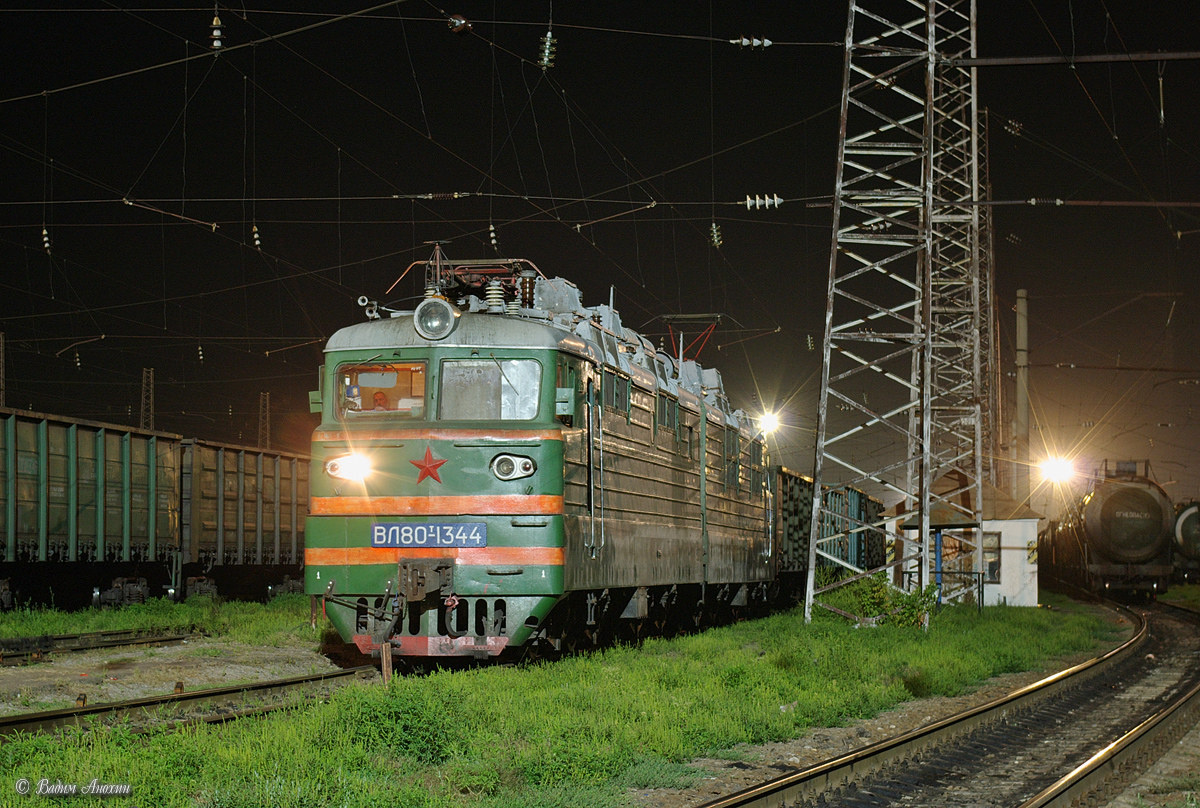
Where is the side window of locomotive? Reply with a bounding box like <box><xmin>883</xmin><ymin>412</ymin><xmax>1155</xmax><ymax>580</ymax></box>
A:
<box><xmin>723</xmin><ymin>427</ymin><xmax>741</xmax><ymax>488</ymax></box>
<box><xmin>439</xmin><ymin>358</ymin><xmax>541</xmax><ymax>420</ymax></box>
<box><xmin>338</xmin><ymin>363</ymin><xmax>426</xmax><ymax>417</ymax></box>
<box><xmin>655</xmin><ymin>395</ymin><xmax>679</xmax><ymax>452</ymax></box>
<box><xmin>601</xmin><ymin>369</ymin><xmax>631</xmax><ymax>415</ymax></box>
<box><xmin>749</xmin><ymin>439</ymin><xmax>764</xmax><ymax>491</ymax></box>
<box><xmin>655</xmin><ymin>395</ymin><xmax>678</xmax><ymax>432</ymax></box>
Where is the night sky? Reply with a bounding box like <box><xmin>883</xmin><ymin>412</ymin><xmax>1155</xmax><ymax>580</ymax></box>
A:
<box><xmin>2</xmin><ymin>2</ymin><xmax>1200</xmax><ymax>514</ymax></box>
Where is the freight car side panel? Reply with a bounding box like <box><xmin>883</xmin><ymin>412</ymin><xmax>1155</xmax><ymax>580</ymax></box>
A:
<box><xmin>181</xmin><ymin>440</ymin><xmax>308</xmax><ymax>566</ymax></box>
<box><xmin>0</xmin><ymin>409</ymin><xmax>180</xmax><ymax>563</ymax></box>
<box><xmin>0</xmin><ymin>407</ymin><xmax>307</xmax><ymax>570</ymax></box>
<box><xmin>770</xmin><ymin>467</ymin><xmax>884</xmax><ymax>580</ymax></box>
<box><xmin>774</xmin><ymin>469</ymin><xmax>815</xmax><ymax>575</ymax></box>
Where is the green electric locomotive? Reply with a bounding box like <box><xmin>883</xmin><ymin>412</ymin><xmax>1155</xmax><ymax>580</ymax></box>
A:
<box><xmin>305</xmin><ymin>246</ymin><xmax>774</xmax><ymax>661</ymax></box>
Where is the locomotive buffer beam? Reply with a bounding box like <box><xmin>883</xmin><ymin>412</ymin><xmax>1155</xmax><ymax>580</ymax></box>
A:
<box><xmin>399</xmin><ymin>559</ymin><xmax>453</xmax><ymax>602</ymax></box>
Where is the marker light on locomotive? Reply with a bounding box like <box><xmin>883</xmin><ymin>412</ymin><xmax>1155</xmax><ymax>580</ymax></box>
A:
<box><xmin>413</xmin><ymin>296</ymin><xmax>459</xmax><ymax>340</ymax></box>
<box><xmin>491</xmin><ymin>453</ymin><xmax>536</xmax><ymax>481</ymax></box>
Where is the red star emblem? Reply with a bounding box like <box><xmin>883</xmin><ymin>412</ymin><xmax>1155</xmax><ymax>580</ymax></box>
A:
<box><xmin>410</xmin><ymin>446</ymin><xmax>448</xmax><ymax>484</ymax></box>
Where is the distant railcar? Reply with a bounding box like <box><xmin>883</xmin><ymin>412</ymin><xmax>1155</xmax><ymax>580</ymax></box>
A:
<box><xmin>306</xmin><ymin>248</ymin><xmax>883</xmax><ymax>663</ymax></box>
<box><xmin>0</xmin><ymin>407</ymin><xmax>308</xmax><ymax>608</ymax></box>
<box><xmin>1040</xmin><ymin>462</ymin><xmax>1173</xmax><ymax>596</ymax></box>
<box><xmin>1172</xmin><ymin>501</ymin><xmax>1200</xmax><ymax>583</ymax></box>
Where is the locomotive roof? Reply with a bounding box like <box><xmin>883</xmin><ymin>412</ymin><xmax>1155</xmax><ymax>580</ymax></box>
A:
<box><xmin>327</xmin><ymin>274</ymin><xmax>750</xmax><ymax>428</ymax></box>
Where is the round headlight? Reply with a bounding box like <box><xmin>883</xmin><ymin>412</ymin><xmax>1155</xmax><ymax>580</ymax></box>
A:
<box><xmin>413</xmin><ymin>297</ymin><xmax>460</xmax><ymax>340</ymax></box>
<box><xmin>325</xmin><ymin>453</ymin><xmax>371</xmax><ymax>482</ymax></box>
<box><xmin>494</xmin><ymin>456</ymin><xmax>516</xmax><ymax>478</ymax></box>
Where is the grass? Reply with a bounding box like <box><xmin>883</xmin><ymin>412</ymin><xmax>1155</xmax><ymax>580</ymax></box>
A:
<box><xmin>0</xmin><ymin>594</ymin><xmax>321</xmax><ymax>648</ymax></box>
<box><xmin>1135</xmin><ymin>794</ymin><xmax>1199</xmax><ymax>808</ymax></box>
<box><xmin>3</xmin><ymin>591</ymin><xmax>1124</xmax><ymax>807</ymax></box>
<box><xmin>1150</xmin><ymin>776</ymin><xmax>1200</xmax><ymax>794</ymax></box>
<box><xmin>1160</xmin><ymin>583</ymin><xmax>1200</xmax><ymax>611</ymax></box>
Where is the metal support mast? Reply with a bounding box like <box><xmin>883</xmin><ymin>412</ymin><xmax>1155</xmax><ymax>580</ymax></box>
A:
<box><xmin>978</xmin><ymin>110</ymin><xmax>1001</xmax><ymax>489</ymax></box>
<box><xmin>258</xmin><ymin>392</ymin><xmax>271</xmax><ymax>450</ymax></box>
<box><xmin>140</xmin><ymin>367</ymin><xmax>154</xmax><ymax>430</ymax></box>
<box><xmin>806</xmin><ymin>0</ymin><xmax>985</xmax><ymax>622</ymax></box>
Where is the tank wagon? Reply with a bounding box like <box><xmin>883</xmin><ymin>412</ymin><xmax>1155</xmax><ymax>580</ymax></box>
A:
<box><xmin>0</xmin><ymin>407</ymin><xmax>308</xmax><ymax>609</ymax></box>
<box><xmin>1172</xmin><ymin>501</ymin><xmax>1200</xmax><ymax>583</ymax></box>
<box><xmin>1040</xmin><ymin>461</ymin><xmax>1173</xmax><ymax>596</ymax></box>
<box><xmin>306</xmin><ymin>248</ymin><xmax>883</xmax><ymax>663</ymax></box>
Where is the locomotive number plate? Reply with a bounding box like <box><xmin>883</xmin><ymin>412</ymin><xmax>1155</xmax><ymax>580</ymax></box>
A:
<box><xmin>370</xmin><ymin>522</ymin><xmax>487</xmax><ymax>548</ymax></box>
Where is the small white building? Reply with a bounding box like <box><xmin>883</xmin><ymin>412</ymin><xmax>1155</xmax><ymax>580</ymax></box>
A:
<box><xmin>977</xmin><ymin>481</ymin><xmax>1041</xmax><ymax>607</ymax></box>
<box><xmin>886</xmin><ymin>473</ymin><xmax>1042</xmax><ymax>607</ymax></box>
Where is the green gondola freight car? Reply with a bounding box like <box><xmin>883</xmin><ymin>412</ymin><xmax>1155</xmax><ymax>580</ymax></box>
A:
<box><xmin>0</xmin><ymin>407</ymin><xmax>308</xmax><ymax>609</ymax></box>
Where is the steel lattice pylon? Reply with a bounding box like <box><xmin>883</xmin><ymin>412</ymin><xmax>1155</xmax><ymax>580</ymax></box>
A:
<box><xmin>805</xmin><ymin>0</ymin><xmax>987</xmax><ymax>622</ymax></box>
<box><xmin>140</xmin><ymin>367</ymin><xmax>154</xmax><ymax>431</ymax></box>
<box><xmin>258</xmin><ymin>391</ymin><xmax>271</xmax><ymax>450</ymax></box>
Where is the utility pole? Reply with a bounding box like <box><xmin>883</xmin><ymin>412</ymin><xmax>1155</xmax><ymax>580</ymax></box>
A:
<box><xmin>1015</xmin><ymin>289</ymin><xmax>1030</xmax><ymax>504</ymax></box>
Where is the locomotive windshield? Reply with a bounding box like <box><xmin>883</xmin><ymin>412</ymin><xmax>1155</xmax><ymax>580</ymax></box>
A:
<box><xmin>439</xmin><ymin>358</ymin><xmax>540</xmax><ymax>420</ymax></box>
<box><xmin>338</xmin><ymin>362</ymin><xmax>426</xmax><ymax>417</ymax></box>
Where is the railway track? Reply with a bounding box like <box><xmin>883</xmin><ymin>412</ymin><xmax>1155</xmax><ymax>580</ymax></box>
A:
<box><xmin>0</xmin><ymin>628</ymin><xmax>200</xmax><ymax>666</ymax></box>
<box><xmin>693</xmin><ymin>600</ymin><xmax>1200</xmax><ymax>808</ymax></box>
<box><xmin>0</xmin><ymin>665</ymin><xmax>376</xmax><ymax>736</ymax></box>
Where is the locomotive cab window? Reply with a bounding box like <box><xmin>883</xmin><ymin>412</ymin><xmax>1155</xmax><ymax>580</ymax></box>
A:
<box><xmin>439</xmin><ymin>358</ymin><xmax>541</xmax><ymax>420</ymax></box>
<box><xmin>338</xmin><ymin>362</ymin><xmax>426</xmax><ymax>417</ymax></box>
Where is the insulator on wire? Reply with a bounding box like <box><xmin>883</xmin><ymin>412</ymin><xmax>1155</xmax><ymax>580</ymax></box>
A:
<box><xmin>709</xmin><ymin>222</ymin><xmax>723</xmax><ymax>248</ymax></box>
<box><xmin>489</xmin><ymin>223</ymin><xmax>500</xmax><ymax>253</ymax></box>
<box><xmin>42</xmin><ymin>227</ymin><xmax>51</xmax><ymax>253</ymax></box>
<box><xmin>806</xmin><ymin>334</ymin><xmax>814</xmax><ymax>351</ymax></box>
<box><xmin>447</xmin><ymin>14</ymin><xmax>472</xmax><ymax>33</ymax></box>
<box><xmin>252</xmin><ymin>224</ymin><xmax>261</xmax><ymax>249</ymax></box>
<box><xmin>210</xmin><ymin>11</ymin><xmax>223</xmax><ymax>49</ymax></box>
<box><xmin>729</xmin><ymin>36</ymin><xmax>772</xmax><ymax>48</ymax></box>
<box><xmin>74</xmin><ymin>350</ymin><xmax>81</xmax><ymax>369</ymax></box>
<box><xmin>538</xmin><ymin>30</ymin><xmax>557</xmax><ymax>69</ymax></box>
<box><xmin>744</xmin><ymin>194</ymin><xmax>783</xmax><ymax>210</ymax></box>
<box><xmin>1004</xmin><ymin>119</ymin><xmax>1023</xmax><ymax>136</ymax></box>
<box><xmin>198</xmin><ymin>344</ymin><xmax>205</xmax><ymax>363</ymax></box>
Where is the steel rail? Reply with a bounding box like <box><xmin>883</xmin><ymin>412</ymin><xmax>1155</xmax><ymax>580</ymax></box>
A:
<box><xmin>0</xmin><ymin>665</ymin><xmax>376</xmax><ymax>736</ymax></box>
<box><xmin>0</xmin><ymin>629</ymin><xmax>200</xmax><ymax>666</ymax></box>
<box><xmin>1020</xmin><ymin>677</ymin><xmax>1200</xmax><ymax>807</ymax></box>
<box><xmin>1020</xmin><ymin>599</ymin><xmax>1200</xmax><ymax>807</ymax></box>
<box><xmin>693</xmin><ymin>603</ymin><xmax>1148</xmax><ymax>808</ymax></box>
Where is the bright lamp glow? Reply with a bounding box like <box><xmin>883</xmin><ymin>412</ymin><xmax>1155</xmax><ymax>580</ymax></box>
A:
<box><xmin>759</xmin><ymin>411</ymin><xmax>780</xmax><ymax>434</ymax></box>
<box><xmin>325</xmin><ymin>453</ymin><xmax>372</xmax><ymax>482</ymax></box>
<box><xmin>1039</xmin><ymin>457</ymin><xmax>1074</xmax><ymax>483</ymax></box>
